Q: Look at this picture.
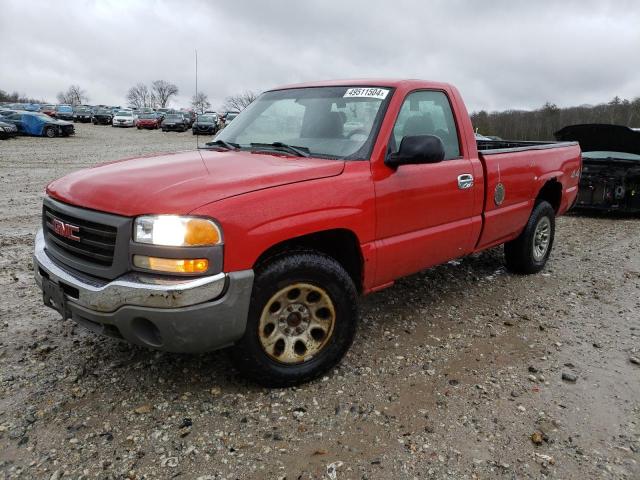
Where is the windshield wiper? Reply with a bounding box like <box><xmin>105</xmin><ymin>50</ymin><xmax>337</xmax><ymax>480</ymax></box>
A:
<box><xmin>203</xmin><ymin>139</ymin><xmax>240</xmax><ymax>150</ymax></box>
<box><xmin>250</xmin><ymin>142</ymin><xmax>310</xmax><ymax>157</ymax></box>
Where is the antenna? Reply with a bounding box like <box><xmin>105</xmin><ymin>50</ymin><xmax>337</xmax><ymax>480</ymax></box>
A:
<box><xmin>195</xmin><ymin>48</ymin><xmax>198</xmax><ymax>148</ymax></box>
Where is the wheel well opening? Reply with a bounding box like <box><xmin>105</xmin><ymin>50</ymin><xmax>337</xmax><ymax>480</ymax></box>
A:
<box><xmin>254</xmin><ymin>229</ymin><xmax>364</xmax><ymax>293</ymax></box>
<box><xmin>536</xmin><ymin>180</ymin><xmax>562</xmax><ymax>213</ymax></box>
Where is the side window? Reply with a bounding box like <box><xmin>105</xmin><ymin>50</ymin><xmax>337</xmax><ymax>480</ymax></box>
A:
<box><xmin>390</xmin><ymin>91</ymin><xmax>460</xmax><ymax>160</ymax></box>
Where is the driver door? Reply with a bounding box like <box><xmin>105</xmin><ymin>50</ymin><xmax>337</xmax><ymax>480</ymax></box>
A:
<box><xmin>373</xmin><ymin>90</ymin><xmax>476</xmax><ymax>285</ymax></box>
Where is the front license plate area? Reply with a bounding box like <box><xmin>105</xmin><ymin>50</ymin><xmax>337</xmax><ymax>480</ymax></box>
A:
<box><xmin>42</xmin><ymin>277</ymin><xmax>69</xmax><ymax>319</ymax></box>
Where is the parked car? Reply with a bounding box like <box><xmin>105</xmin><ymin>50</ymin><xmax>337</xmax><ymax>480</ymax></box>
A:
<box><xmin>39</xmin><ymin>104</ymin><xmax>57</xmax><ymax>117</ymax></box>
<box><xmin>555</xmin><ymin>124</ymin><xmax>640</xmax><ymax>213</ymax></box>
<box><xmin>2</xmin><ymin>111</ymin><xmax>74</xmax><ymax>137</ymax></box>
<box><xmin>73</xmin><ymin>106</ymin><xmax>93</xmax><ymax>123</ymax></box>
<box><xmin>112</xmin><ymin>110</ymin><xmax>136</xmax><ymax>127</ymax></box>
<box><xmin>92</xmin><ymin>108</ymin><xmax>113</xmax><ymax>125</ymax></box>
<box><xmin>54</xmin><ymin>105</ymin><xmax>74</xmax><ymax>121</ymax></box>
<box><xmin>161</xmin><ymin>113</ymin><xmax>188</xmax><ymax>132</ymax></box>
<box><xmin>192</xmin><ymin>114</ymin><xmax>218</xmax><ymax>135</ymax></box>
<box><xmin>0</xmin><ymin>120</ymin><xmax>19</xmax><ymax>139</ymax></box>
<box><xmin>136</xmin><ymin>113</ymin><xmax>161</xmax><ymax>130</ymax></box>
<box><xmin>216</xmin><ymin>111</ymin><xmax>240</xmax><ymax>132</ymax></box>
<box><xmin>33</xmin><ymin>79</ymin><xmax>580</xmax><ymax>386</ymax></box>
<box><xmin>182</xmin><ymin>110</ymin><xmax>196</xmax><ymax>127</ymax></box>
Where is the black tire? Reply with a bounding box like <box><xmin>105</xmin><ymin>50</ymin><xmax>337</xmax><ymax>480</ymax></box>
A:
<box><xmin>44</xmin><ymin>126</ymin><xmax>56</xmax><ymax>138</ymax></box>
<box><xmin>504</xmin><ymin>201</ymin><xmax>555</xmax><ymax>274</ymax></box>
<box><xmin>230</xmin><ymin>250</ymin><xmax>359</xmax><ymax>387</ymax></box>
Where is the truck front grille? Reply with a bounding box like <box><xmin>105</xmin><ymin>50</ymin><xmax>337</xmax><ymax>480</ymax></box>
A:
<box><xmin>42</xmin><ymin>197</ymin><xmax>132</xmax><ymax>280</ymax></box>
<box><xmin>44</xmin><ymin>206</ymin><xmax>117</xmax><ymax>266</ymax></box>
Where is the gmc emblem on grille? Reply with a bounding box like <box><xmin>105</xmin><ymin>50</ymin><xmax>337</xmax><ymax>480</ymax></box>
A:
<box><xmin>51</xmin><ymin>218</ymin><xmax>80</xmax><ymax>241</ymax></box>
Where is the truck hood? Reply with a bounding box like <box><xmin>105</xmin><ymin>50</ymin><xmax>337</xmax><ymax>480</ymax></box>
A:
<box><xmin>555</xmin><ymin>124</ymin><xmax>640</xmax><ymax>155</ymax></box>
<box><xmin>46</xmin><ymin>149</ymin><xmax>345</xmax><ymax>216</ymax></box>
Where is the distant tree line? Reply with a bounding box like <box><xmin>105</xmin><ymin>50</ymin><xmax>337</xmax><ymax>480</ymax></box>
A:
<box><xmin>0</xmin><ymin>89</ymin><xmax>45</xmax><ymax>104</ymax></box>
<box><xmin>471</xmin><ymin>96</ymin><xmax>640</xmax><ymax>141</ymax></box>
<box><xmin>3</xmin><ymin>82</ymin><xmax>262</xmax><ymax>114</ymax></box>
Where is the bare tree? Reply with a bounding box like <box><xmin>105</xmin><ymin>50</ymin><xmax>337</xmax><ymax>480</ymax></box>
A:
<box><xmin>151</xmin><ymin>80</ymin><xmax>179</xmax><ymax>108</ymax></box>
<box><xmin>56</xmin><ymin>85</ymin><xmax>88</xmax><ymax>105</ymax></box>
<box><xmin>222</xmin><ymin>90</ymin><xmax>259</xmax><ymax>112</ymax></box>
<box><xmin>126</xmin><ymin>83</ymin><xmax>155</xmax><ymax>109</ymax></box>
<box><xmin>191</xmin><ymin>92</ymin><xmax>211</xmax><ymax>114</ymax></box>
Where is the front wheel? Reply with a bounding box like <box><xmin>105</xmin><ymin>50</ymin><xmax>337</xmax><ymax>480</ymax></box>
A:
<box><xmin>44</xmin><ymin>126</ymin><xmax>56</xmax><ymax>138</ymax></box>
<box><xmin>230</xmin><ymin>250</ymin><xmax>358</xmax><ymax>387</ymax></box>
<box><xmin>504</xmin><ymin>201</ymin><xmax>555</xmax><ymax>274</ymax></box>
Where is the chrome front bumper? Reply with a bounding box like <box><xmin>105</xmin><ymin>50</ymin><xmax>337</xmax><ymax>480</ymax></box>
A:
<box><xmin>33</xmin><ymin>229</ymin><xmax>254</xmax><ymax>352</ymax></box>
<box><xmin>34</xmin><ymin>229</ymin><xmax>226</xmax><ymax>312</ymax></box>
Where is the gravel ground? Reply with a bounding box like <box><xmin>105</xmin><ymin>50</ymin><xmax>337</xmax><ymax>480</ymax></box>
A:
<box><xmin>0</xmin><ymin>123</ymin><xmax>639</xmax><ymax>479</ymax></box>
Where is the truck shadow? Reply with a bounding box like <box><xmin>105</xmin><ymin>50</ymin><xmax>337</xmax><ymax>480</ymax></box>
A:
<box><xmin>76</xmin><ymin>247</ymin><xmax>507</xmax><ymax>397</ymax></box>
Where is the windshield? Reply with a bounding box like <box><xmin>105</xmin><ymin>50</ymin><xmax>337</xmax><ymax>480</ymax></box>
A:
<box><xmin>583</xmin><ymin>151</ymin><xmax>640</xmax><ymax>160</ymax></box>
<box><xmin>116</xmin><ymin>111</ymin><xmax>132</xmax><ymax>116</ymax></box>
<box><xmin>198</xmin><ymin>115</ymin><xmax>215</xmax><ymax>122</ymax></box>
<box><xmin>96</xmin><ymin>109</ymin><xmax>110</xmax><ymax>114</ymax></box>
<box><xmin>215</xmin><ymin>86</ymin><xmax>393</xmax><ymax>159</ymax></box>
<box><xmin>57</xmin><ymin>106</ymin><xmax>72</xmax><ymax>112</ymax></box>
<box><xmin>166</xmin><ymin>114</ymin><xmax>182</xmax><ymax>120</ymax></box>
<box><xmin>139</xmin><ymin>114</ymin><xmax>156</xmax><ymax>119</ymax></box>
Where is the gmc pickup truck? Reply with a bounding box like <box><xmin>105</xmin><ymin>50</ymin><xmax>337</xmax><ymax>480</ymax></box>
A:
<box><xmin>34</xmin><ymin>79</ymin><xmax>581</xmax><ymax>386</ymax></box>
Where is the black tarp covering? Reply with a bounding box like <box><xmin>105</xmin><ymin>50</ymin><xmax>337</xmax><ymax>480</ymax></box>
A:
<box><xmin>554</xmin><ymin>124</ymin><xmax>640</xmax><ymax>155</ymax></box>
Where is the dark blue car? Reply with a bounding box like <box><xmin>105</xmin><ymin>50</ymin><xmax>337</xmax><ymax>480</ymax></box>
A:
<box><xmin>1</xmin><ymin>111</ymin><xmax>75</xmax><ymax>137</ymax></box>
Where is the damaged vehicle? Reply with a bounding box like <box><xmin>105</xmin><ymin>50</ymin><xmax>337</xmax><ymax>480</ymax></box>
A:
<box><xmin>555</xmin><ymin>124</ymin><xmax>640</xmax><ymax>213</ymax></box>
<box><xmin>0</xmin><ymin>119</ymin><xmax>19</xmax><ymax>139</ymax></box>
<box><xmin>92</xmin><ymin>108</ymin><xmax>114</xmax><ymax>125</ymax></box>
<box><xmin>1</xmin><ymin>111</ymin><xmax>74</xmax><ymax>137</ymax></box>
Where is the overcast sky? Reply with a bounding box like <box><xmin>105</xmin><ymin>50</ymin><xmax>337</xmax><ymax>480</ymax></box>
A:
<box><xmin>1</xmin><ymin>0</ymin><xmax>639</xmax><ymax>112</ymax></box>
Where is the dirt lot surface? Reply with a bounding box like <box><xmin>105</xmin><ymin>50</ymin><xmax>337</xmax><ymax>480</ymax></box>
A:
<box><xmin>0</xmin><ymin>124</ymin><xmax>639</xmax><ymax>479</ymax></box>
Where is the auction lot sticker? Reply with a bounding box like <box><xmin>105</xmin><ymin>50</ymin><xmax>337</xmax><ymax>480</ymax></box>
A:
<box><xmin>344</xmin><ymin>87</ymin><xmax>389</xmax><ymax>99</ymax></box>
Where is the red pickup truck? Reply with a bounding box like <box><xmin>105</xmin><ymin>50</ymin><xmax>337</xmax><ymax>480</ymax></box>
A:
<box><xmin>35</xmin><ymin>79</ymin><xmax>581</xmax><ymax>386</ymax></box>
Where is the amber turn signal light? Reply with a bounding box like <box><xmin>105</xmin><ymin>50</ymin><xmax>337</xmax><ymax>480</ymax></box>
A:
<box><xmin>184</xmin><ymin>218</ymin><xmax>220</xmax><ymax>246</ymax></box>
<box><xmin>133</xmin><ymin>255</ymin><xmax>209</xmax><ymax>274</ymax></box>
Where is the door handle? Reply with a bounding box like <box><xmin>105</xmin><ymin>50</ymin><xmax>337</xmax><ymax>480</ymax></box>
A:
<box><xmin>457</xmin><ymin>174</ymin><xmax>474</xmax><ymax>189</ymax></box>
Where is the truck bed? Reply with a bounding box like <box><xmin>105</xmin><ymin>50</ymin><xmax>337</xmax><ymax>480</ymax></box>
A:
<box><xmin>473</xmin><ymin>140</ymin><xmax>581</xmax><ymax>252</ymax></box>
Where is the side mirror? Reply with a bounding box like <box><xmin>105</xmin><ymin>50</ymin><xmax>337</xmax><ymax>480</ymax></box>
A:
<box><xmin>385</xmin><ymin>134</ymin><xmax>445</xmax><ymax>168</ymax></box>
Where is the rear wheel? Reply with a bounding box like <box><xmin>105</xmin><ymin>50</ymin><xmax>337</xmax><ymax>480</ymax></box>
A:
<box><xmin>504</xmin><ymin>201</ymin><xmax>555</xmax><ymax>274</ymax></box>
<box><xmin>44</xmin><ymin>126</ymin><xmax>56</xmax><ymax>138</ymax></box>
<box><xmin>230</xmin><ymin>250</ymin><xmax>358</xmax><ymax>387</ymax></box>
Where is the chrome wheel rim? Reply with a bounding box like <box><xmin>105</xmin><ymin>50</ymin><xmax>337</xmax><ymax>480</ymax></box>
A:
<box><xmin>258</xmin><ymin>283</ymin><xmax>336</xmax><ymax>364</ymax></box>
<box><xmin>533</xmin><ymin>217</ymin><xmax>551</xmax><ymax>261</ymax></box>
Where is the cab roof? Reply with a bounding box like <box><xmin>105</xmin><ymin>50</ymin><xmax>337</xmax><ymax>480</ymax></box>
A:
<box><xmin>269</xmin><ymin>78</ymin><xmax>454</xmax><ymax>92</ymax></box>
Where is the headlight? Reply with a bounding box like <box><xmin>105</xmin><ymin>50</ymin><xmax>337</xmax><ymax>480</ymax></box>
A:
<box><xmin>134</xmin><ymin>215</ymin><xmax>222</xmax><ymax>246</ymax></box>
<box><xmin>0</xmin><ymin>127</ymin><xmax>4</xmax><ymax>131</ymax></box>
